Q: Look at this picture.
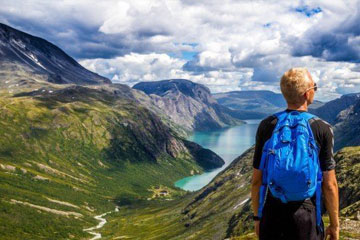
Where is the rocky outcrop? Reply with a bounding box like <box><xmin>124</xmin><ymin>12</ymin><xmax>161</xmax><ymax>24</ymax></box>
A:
<box><xmin>333</xmin><ymin>98</ymin><xmax>360</xmax><ymax>151</ymax></box>
<box><xmin>182</xmin><ymin>139</ymin><xmax>225</xmax><ymax>170</ymax></box>
<box><xmin>133</xmin><ymin>79</ymin><xmax>245</xmax><ymax>131</ymax></box>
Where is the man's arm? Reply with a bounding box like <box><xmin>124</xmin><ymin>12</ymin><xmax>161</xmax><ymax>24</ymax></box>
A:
<box><xmin>251</xmin><ymin>119</ymin><xmax>267</xmax><ymax>237</ymax></box>
<box><xmin>317</xmin><ymin>121</ymin><xmax>339</xmax><ymax>239</ymax></box>
<box><xmin>251</xmin><ymin>168</ymin><xmax>262</xmax><ymax>237</ymax></box>
<box><xmin>323</xmin><ymin>170</ymin><xmax>339</xmax><ymax>237</ymax></box>
<box><xmin>251</xmin><ymin>168</ymin><xmax>262</xmax><ymax>216</ymax></box>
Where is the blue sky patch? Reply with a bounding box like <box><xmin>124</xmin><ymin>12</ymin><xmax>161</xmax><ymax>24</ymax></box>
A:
<box><xmin>167</xmin><ymin>51</ymin><xmax>198</xmax><ymax>61</ymax></box>
<box><xmin>295</xmin><ymin>5</ymin><xmax>322</xmax><ymax>17</ymax></box>
<box><xmin>181</xmin><ymin>51</ymin><xmax>198</xmax><ymax>61</ymax></box>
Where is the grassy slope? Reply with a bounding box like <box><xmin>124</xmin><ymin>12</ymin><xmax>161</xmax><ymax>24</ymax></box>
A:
<box><xmin>335</xmin><ymin>146</ymin><xmax>360</xmax><ymax>240</ymax></box>
<box><xmin>0</xmin><ymin>88</ymin><xmax>209</xmax><ymax>239</ymax></box>
<box><xmin>100</xmin><ymin>147</ymin><xmax>255</xmax><ymax>240</ymax></box>
<box><xmin>100</xmin><ymin>146</ymin><xmax>360</xmax><ymax>240</ymax></box>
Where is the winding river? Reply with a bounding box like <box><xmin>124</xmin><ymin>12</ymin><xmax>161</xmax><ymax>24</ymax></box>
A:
<box><xmin>83</xmin><ymin>206</ymin><xmax>119</xmax><ymax>240</ymax></box>
<box><xmin>174</xmin><ymin>119</ymin><xmax>261</xmax><ymax>191</ymax></box>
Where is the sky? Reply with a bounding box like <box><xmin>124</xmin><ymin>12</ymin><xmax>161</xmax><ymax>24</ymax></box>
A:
<box><xmin>1</xmin><ymin>0</ymin><xmax>360</xmax><ymax>101</ymax></box>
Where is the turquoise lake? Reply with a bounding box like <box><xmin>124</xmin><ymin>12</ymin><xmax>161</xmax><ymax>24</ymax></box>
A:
<box><xmin>174</xmin><ymin>119</ymin><xmax>261</xmax><ymax>191</ymax></box>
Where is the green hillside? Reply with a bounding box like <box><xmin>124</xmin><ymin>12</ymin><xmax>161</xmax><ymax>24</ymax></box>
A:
<box><xmin>97</xmin><ymin>146</ymin><xmax>360</xmax><ymax>239</ymax></box>
<box><xmin>336</xmin><ymin>146</ymin><xmax>360</xmax><ymax>217</ymax></box>
<box><xmin>0</xmin><ymin>85</ymin><xmax>221</xmax><ymax>239</ymax></box>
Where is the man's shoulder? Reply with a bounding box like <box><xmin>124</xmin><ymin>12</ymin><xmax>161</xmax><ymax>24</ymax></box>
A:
<box><xmin>257</xmin><ymin>114</ymin><xmax>277</xmax><ymax>135</ymax></box>
<box><xmin>310</xmin><ymin>117</ymin><xmax>333</xmax><ymax>131</ymax></box>
<box><xmin>260</xmin><ymin>114</ymin><xmax>277</xmax><ymax>126</ymax></box>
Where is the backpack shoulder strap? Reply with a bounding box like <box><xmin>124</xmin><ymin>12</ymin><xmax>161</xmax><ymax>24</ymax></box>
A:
<box><xmin>272</xmin><ymin>110</ymin><xmax>289</xmax><ymax>127</ymax></box>
<box><xmin>273</xmin><ymin>110</ymin><xmax>287</xmax><ymax>120</ymax></box>
<box><xmin>300</xmin><ymin>111</ymin><xmax>317</xmax><ymax>121</ymax></box>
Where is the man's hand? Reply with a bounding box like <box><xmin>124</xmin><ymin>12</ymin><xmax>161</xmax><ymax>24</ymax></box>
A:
<box><xmin>322</xmin><ymin>170</ymin><xmax>339</xmax><ymax>240</ymax></box>
<box><xmin>325</xmin><ymin>224</ymin><xmax>339</xmax><ymax>240</ymax></box>
<box><xmin>254</xmin><ymin>220</ymin><xmax>260</xmax><ymax>237</ymax></box>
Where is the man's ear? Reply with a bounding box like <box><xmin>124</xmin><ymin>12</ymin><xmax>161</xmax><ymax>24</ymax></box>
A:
<box><xmin>304</xmin><ymin>91</ymin><xmax>309</xmax><ymax>100</ymax></box>
<box><xmin>303</xmin><ymin>92</ymin><xmax>307</xmax><ymax>100</ymax></box>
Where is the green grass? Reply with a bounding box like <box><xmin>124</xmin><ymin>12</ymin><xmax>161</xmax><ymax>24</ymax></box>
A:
<box><xmin>0</xmin><ymin>92</ymin><xmax>207</xmax><ymax>239</ymax></box>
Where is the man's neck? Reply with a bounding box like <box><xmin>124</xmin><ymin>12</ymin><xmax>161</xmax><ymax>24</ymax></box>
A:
<box><xmin>287</xmin><ymin>103</ymin><xmax>308</xmax><ymax>111</ymax></box>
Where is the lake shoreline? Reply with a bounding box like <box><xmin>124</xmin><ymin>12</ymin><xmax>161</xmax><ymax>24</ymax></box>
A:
<box><xmin>174</xmin><ymin>119</ymin><xmax>261</xmax><ymax>191</ymax></box>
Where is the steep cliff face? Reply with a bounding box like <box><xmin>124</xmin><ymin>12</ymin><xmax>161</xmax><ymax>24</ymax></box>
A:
<box><xmin>333</xmin><ymin>98</ymin><xmax>360</xmax><ymax>151</ymax></box>
<box><xmin>0</xmin><ymin>23</ymin><xmax>111</xmax><ymax>86</ymax></box>
<box><xmin>182</xmin><ymin>139</ymin><xmax>225</xmax><ymax>170</ymax></box>
<box><xmin>133</xmin><ymin>79</ymin><xmax>245</xmax><ymax>131</ymax></box>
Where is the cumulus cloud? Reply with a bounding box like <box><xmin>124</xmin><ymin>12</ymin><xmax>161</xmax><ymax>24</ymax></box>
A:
<box><xmin>292</xmin><ymin>1</ymin><xmax>360</xmax><ymax>62</ymax></box>
<box><xmin>80</xmin><ymin>53</ymin><xmax>186</xmax><ymax>84</ymax></box>
<box><xmin>1</xmin><ymin>0</ymin><xmax>360</xmax><ymax>101</ymax></box>
<box><xmin>79</xmin><ymin>53</ymin><xmax>255</xmax><ymax>94</ymax></box>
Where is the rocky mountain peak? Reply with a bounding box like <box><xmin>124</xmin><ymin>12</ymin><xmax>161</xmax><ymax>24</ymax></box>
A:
<box><xmin>132</xmin><ymin>79</ymin><xmax>244</xmax><ymax>131</ymax></box>
<box><xmin>133</xmin><ymin>79</ymin><xmax>215</xmax><ymax>105</ymax></box>
<box><xmin>0</xmin><ymin>23</ymin><xmax>111</xmax><ymax>85</ymax></box>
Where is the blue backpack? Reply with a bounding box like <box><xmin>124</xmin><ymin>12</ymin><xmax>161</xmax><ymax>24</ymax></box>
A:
<box><xmin>258</xmin><ymin>110</ymin><xmax>323</xmax><ymax>229</ymax></box>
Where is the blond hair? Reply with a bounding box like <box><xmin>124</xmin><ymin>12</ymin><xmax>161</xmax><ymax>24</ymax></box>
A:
<box><xmin>280</xmin><ymin>68</ymin><xmax>312</xmax><ymax>104</ymax></box>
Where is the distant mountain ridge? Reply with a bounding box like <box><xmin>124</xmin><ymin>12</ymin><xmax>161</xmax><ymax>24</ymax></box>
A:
<box><xmin>214</xmin><ymin>90</ymin><xmax>286</xmax><ymax>108</ymax></box>
<box><xmin>0</xmin><ymin>23</ymin><xmax>110</xmax><ymax>85</ymax></box>
<box><xmin>213</xmin><ymin>90</ymin><xmax>286</xmax><ymax>119</ymax></box>
<box><xmin>213</xmin><ymin>90</ymin><xmax>324</xmax><ymax>120</ymax></box>
<box><xmin>309</xmin><ymin>92</ymin><xmax>360</xmax><ymax>125</ymax></box>
<box><xmin>133</xmin><ymin>79</ymin><xmax>245</xmax><ymax>131</ymax></box>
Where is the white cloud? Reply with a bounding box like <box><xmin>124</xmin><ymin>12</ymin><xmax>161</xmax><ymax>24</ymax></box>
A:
<box><xmin>1</xmin><ymin>0</ymin><xmax>360</xmax><ymax>101</ymax></box>
<box><xmin>80</xmin><ymin>53</ymin><xmax>186</xmax><ymax>84</ymax></box>
<box><xmin>80</xmin><ymin>53</ymin><xmax>254</xmax><ymax>93</ymax></box>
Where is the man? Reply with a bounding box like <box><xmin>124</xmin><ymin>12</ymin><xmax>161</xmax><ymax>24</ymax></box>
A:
<box><xmin>251</xmin><ymin>68</ymin><xmax>339</xmax><ymax>240</ymax></box>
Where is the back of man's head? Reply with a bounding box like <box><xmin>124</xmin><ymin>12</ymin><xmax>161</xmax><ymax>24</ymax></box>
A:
<box><xmin>280</xmin><ymin>68</ymin><xmax>312</xmax><ymax>105</ymax></box>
